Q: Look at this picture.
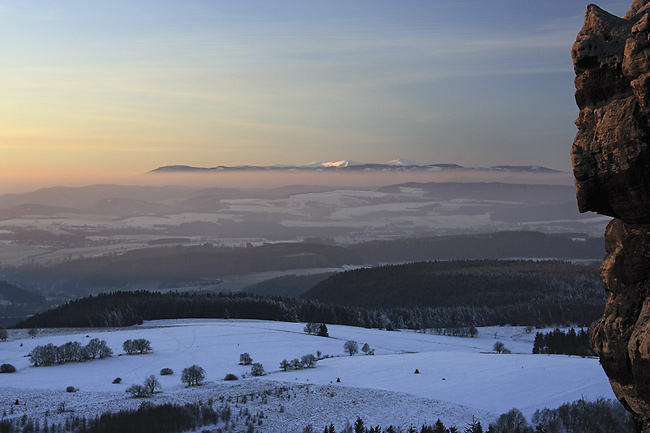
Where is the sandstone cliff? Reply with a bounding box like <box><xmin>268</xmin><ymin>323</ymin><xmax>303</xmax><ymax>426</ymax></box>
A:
<box><xmin>572</xmin><ymin>1</ymin><xmax>650</xmax><ymax>431</ymax></box>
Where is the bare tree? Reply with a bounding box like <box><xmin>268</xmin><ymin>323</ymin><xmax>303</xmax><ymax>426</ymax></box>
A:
<box><xmin>30</xmin><ymin>343</ymin><xmax>57</xmax><ymax>366</ymax></box>
<box><xmin>84</xmin><ymin>338</ymin><xmax>112</xmax><ymax>359</ymax></box>
<box><xmin>123</xmin><ymin>340</ymin><xmax>135</xmax><ymax>354</ymax></box>
<box><xmin>493</xmin><ymin>341</ymin><xmax>506</xmax><ymax>354</ymax></box>
<box><xmin>181</xmin><ymin>365</ymin><xmax>205</xmax><ymax>386</ymax></box>
<box><xmin>344</xmin><ymin>340</ymin><xmax>358</xmax><ymax>356</ymax></box>
<box><xmin>301</xmin><ymin>354</ymin><xmax>317</xmax><ymax>368</ymax></box>
<box><xmin>132</xmin><ymin>338</ymin><xmax>152</xmax><ymax>354</ymax></box>
<box><xmin>123</xmin><ymin>338</ymin><xmax>151</xmax><ymax>354</ymax></box>
<box><xmin>491</xmin><ymin>408</ymin><xmax>529</xmax><ymax>432</ymax></box>
<box><xmin>144</xmin><ymin>374</ymin><xmax>161</xmax><ymax>394</ymax></box>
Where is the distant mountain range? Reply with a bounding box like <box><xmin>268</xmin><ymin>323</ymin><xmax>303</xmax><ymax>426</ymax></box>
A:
<box><xmin>149</xmin><ymin>159</ymin><xmax>563</xmax><ymax>174</ymax></box>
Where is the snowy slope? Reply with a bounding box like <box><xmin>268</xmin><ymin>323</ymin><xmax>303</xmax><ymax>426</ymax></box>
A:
<box><xmin>0</xmin><ymin>320</ymin><xmax>614</xmax><ymax>426</ymax></box>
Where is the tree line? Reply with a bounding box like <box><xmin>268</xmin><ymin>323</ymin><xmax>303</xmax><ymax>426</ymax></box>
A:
<box><xmin>313</xmin><ymin>398</ymin><xmax>631</xmax><ymax>433</ymax></box>
<box><xmin>15</xmin><ymin>288</ymin><xmax>604</xmax><ymax>331</ymax></box>
<box><xmin>10</xmin><ymin>295</ymin><xmax>593</xmax><ymax>334</ymax></box>
<box><xmin>29</xmin><ymin>339</ymin><xmax>112</xmax><ymax>366</ymax></box>
<box><xmin>532</xmin><ymin>328</ymin><xmax>592</xmax><ymax>356</ymax></box>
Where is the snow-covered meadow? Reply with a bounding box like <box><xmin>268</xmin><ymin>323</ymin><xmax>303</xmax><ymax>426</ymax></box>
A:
<box><xmin>0</xmin><ymin>320</ymin><xmax>614</xmax><ymax>431</ymax></box>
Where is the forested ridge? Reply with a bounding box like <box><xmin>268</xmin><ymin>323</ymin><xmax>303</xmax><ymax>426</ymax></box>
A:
<box><xmin>350</xmin><ymin>231</ymin><xmax>604</xmax><ymax>264</ymax></box>
<box><xmin>244</xmin><ymin>272</ymin><xmax>335</xmax><ymax>297</ymax></box>
<box><xmin>302</xmin><ymin>260</ymin><xmax>602</xmax><ymax>309</ymax></box>
<box><xmin>16</xmin><ymin>260</ymin><xmax>605</xmax><ymax>329</ymax></box>
<box><xmin>13</xmin><ymin>242</ymin><xmax>363</xmax><ymax>294</ymax></box>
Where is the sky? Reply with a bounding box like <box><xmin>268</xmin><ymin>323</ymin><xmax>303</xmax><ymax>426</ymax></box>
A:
<box><xmin>0</xmin><ymin>0</ymin><xmax>633</xmax><ymax>190</ymax></box>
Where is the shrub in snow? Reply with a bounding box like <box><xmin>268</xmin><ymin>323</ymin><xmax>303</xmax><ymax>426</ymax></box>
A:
<box><xmin>224</xmin><ymin>373</ymin><xmax>238</xmax><ymax>381</ymax></box>
<box><xmin>250</xmin><ymin>363</ymin><xmax>265</xmax><ymax>376</ymax></box>
<box><xmin>112</xmin><ymin>377</ymin><xmax>122</xmax><ymax>384</ymax></box>
<box><xmin>181</xmin><ymin>364</ymin><xmax>205</xmax><ymax>386</ymax></box>
<box><xmin>66</xmin><ymin>386</ymin><xmax>77</xmax><ymax>393</ymax></box>
<box><xmin>414</xmin><ymin>369</ymin><xmax>420</xmax><ymax>374</ymax></box>
<box><xmin>344</xmin><ymin>340</ymin><xmax>358</xmax><ymax>356</ymax></box>
<box><xmin>0</xmin><ymin>364</ymin><xmax>16</xmax><ymax>373</ymax></box>
<box><xmin>239</xmin><ymin>352</ymin><xmax>252</xmax><ymax>365</ymax></box>
<box><xmin>493</xmin><ymin>341</ymin><xmax>507</xmax><ymax>354</ymax></box>
<box><xmin>160</xmin><ymin>367</ymin><xmax>173</xmax><ymax>375</ymax></box>
<box><xmin>0</xmin><ymin>328</ymin><xmax>7</xmax><ymax>341</ymax></box>
<box><xmin>280</xmin><ymin>360</ymin><xmax>290</xmax><ymax>371</ymax></box>
<box><xmin>27</xmin><ymin>328</ymin><xmax>38</xmax><ymax>338</ymax></box>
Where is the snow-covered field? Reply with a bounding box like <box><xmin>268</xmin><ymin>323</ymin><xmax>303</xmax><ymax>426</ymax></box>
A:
<box><xmin>0</xmin><ymin>320</ymin><xmax>614</xmax><ymax>431</ymax></box>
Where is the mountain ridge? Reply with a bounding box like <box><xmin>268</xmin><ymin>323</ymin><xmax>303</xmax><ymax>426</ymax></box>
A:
<box><xmin>149</xmin><ymin>160</ymin><xmax>563</xmax><ymax>174</ymax></box>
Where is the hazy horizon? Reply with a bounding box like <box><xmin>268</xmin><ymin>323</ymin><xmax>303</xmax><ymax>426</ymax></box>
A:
<box><xmin>0</xmin><ymin>0</ymin><xmax>633</xmax><ymax>189</ymax></box>
<box><xmin>0</xmin><ymin>168</ymin><xmax>576</xmax><ymax>195</ymax></box>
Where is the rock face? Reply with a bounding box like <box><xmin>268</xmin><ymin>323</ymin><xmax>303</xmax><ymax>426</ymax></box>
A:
<box><xmin>572</xmin><ymin>1</ymin><xmax>650</xmax><ymax>431</ymax></box>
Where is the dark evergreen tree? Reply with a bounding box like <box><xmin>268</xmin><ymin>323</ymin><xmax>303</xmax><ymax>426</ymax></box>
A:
<box><xmin>318</xmin><ymin>323</ymin><xmax>329</xmax><ymax>337</ymax></box>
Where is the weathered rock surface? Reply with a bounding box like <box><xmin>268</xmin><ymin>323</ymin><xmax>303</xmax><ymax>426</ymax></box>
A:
<box><xmin>590</xmin><ymin>219</ymin><xmax>650</xmax><ymax>430</ymax></box>
<box><xmin>573</xmin><ymin>1</ymin><xmax>650</xmax><ymax>431</ymax></box>
<box><xmin>572</xmin><ymin>1</ymin><xmax>650</xmax><ymax>224</ymax></box>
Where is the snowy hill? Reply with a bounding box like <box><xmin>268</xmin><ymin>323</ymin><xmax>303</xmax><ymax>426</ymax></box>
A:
<box><xmin>0</xmin><ymin>320</ymin><xmax>614</xmax><ymax>431</ymax></box>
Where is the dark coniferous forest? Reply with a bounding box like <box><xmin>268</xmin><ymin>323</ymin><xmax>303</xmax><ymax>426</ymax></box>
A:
<box><xmin>532</xmin><ymin>328</ymin><xmax>592</xmax><ymax>356</ymax></box>
<box><xmin>302</xmin><ymin>260</ymin><xmax>602</xmax><ymax>309</ymax></box>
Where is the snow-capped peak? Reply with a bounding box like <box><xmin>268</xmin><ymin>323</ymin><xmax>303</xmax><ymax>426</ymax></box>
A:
<box><xmin>384</xmin><ymin>158</ymin><xmax>429</xmax><ymax>167</ymax></box>
<box><xmin>302</xmin><ymin>160</ymin><xmax>362</xmax><ymax>168</ymax></box>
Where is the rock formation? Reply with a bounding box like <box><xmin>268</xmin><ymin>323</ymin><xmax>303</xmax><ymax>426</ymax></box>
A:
<box><xmin>572</xmin><ymin>1</ymin><xmax>650</xmax><ymax>431</ymax></box>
